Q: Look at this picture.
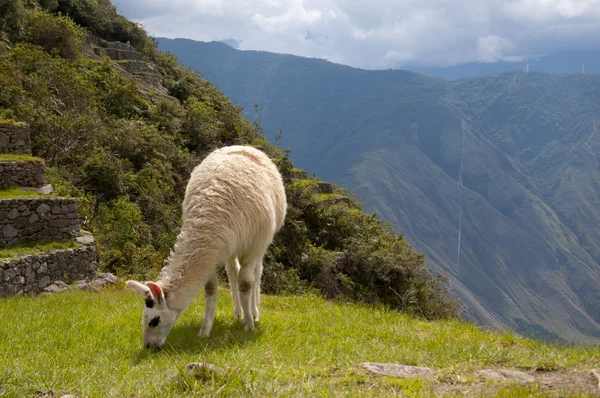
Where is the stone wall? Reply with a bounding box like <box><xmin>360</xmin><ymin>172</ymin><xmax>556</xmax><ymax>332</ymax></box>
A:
<box><xmin>0</xmin><ymin>198</ymin><xmax>80</xmax><ymax>247</ymax></box>
<box><xmin>0</xmin><ymin>123</ymin><xmax>32</xmax><ymax>155</ymax></box>
<box><xmin>0</xmin><ymin>160</ymin><xmax>45</xmax><ymax>188</ymax></box>
<box><xmin>0</xmin><ymin>245</ymin><xmax>96</xmax><ymax>296</ymax></box>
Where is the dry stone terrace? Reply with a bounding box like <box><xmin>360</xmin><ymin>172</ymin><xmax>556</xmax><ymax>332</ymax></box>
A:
<box><xmin>0</xmin><ymin>198</ymin><xmax>80</xmax><ymax>247</ymax></box>
<box><xmin>0</xmin><ymin>122</ymin><xmax>103</xmax><ymax>295</ymax></box>
<box><xmin>0</xmin><ymin>159</ymin><xmax>45</xmax><ymax>188</ymax></box>
<box><xmin>0</xmin><ymin>122</ymin><xmax>31</xmax><ymax>154</ymax></box>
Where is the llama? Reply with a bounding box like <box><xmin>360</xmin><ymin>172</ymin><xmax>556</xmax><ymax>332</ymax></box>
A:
<box><xmin>126</xmin><ymin>145</ymin><xmax>287</xmax><ymax>348</ymax></box>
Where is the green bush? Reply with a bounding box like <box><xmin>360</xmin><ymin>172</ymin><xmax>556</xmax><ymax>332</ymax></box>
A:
<box><xmin>22</xmin><ymin>10</ymin><xmax>86</xmax><ymax>59</ymax></box>
<box><xmin>0</xmin><ymin>0</ymin><xmax>24</xmax><ymax>37</ymax></box>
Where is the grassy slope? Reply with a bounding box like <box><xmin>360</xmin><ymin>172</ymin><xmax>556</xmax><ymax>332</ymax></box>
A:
<box><xmin>0</xmin><ymin>288</ymin><xmax>599</xmax><ymax>397</ymax></box>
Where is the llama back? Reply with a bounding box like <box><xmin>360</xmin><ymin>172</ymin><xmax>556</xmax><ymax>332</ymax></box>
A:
<box><xmin>162</xmin><ymin>146</ymin><xmax>286</xmax><ymax>287</ymax></box>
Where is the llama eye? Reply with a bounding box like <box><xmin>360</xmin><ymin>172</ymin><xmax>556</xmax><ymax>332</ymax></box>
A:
<box><xmin>145</xmin><ymin>298</ymin><xmax>154</xmax><ymax>308</ymax></box>
<box><xmin>149</xmin><ymin>316</ymin><xmax>160</xmax><ymax>328</ymax></box>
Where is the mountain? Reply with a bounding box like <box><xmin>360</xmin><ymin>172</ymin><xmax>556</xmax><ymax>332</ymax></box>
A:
<box><xmin>401</xmin><ymin>50</ymin><xmax>600</xmax><ymax>80</ymax></box>
<box><xmin>157</xmin><ymin>38</ymin><xmax>600</xmax><ymax>343</ymax></box>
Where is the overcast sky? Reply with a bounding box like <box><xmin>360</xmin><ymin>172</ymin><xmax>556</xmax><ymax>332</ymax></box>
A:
<box><xmin>114</xmin><ymin>0</ymin><xmax>600</xmax><ymax>69</ymax></box>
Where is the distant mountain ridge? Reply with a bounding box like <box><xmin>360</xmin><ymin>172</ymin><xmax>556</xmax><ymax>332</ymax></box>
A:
<box><xmin>406</xmin><ymin>49</ymin><xmax>600</xmax><ymax>80</ymax></box>
<box><xmin>157</xmin><ymin>37</ymin><xmax>600</xmax><ymax>343</ymax></box>
<box><xmin>215</xmin><ymin>39</ymin><xmax>600</xmax><ymax>80</ymax></box>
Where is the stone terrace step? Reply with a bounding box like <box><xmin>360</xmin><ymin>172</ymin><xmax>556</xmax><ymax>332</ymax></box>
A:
<box><xmin>92</xmin><ymin>46</ymin><xmax>143</xmax><ymax>61</ymax></box>
<box><xmin>0</xmin><ymin>122</ymin><xmax>31</xmax><ymax>154</ymax></box>
<box><xmin>0</xmin><ymin>159</ymin><xmax>45</xmax><ymax>189</ymax></box>
<box><xmin>0</xmin><ymin>197</ymin><xmax>81</xmax><ymax>248</ymax></box>
<box><xmin>0</xmin><ymin>243</ymin><xmax>96</xmax><ymax>296</ymax></box>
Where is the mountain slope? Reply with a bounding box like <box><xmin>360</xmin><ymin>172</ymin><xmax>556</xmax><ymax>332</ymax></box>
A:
<box><xmin>158</xmin><ymin>38</ymin><xmax>600</xmax><ymax>342</ymax></box>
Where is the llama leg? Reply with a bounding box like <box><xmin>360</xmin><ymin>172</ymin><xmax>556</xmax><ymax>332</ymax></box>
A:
<box><xmin>199</xmin><ymin>271</ymin><xmax>219</xmax><ymax>337</ymax></box>
<box><xmin>251</xmin><ymin>260</ymin><xmax>263</xmax><ymax>321</ymax></box>
<box><xmin>225</xmin><ymin>257</ymin><xmax>242</xmax><ymax>318</ymax></box>
<box><xmin>238</xmin><ymin>261</ymin><xmax>257</xmax><ymax>331</ymax></box>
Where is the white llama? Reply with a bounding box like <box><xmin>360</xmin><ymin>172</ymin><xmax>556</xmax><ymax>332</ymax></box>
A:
<box><xmin>126</xmin><ymin>145</ymin><xmax>287</xmax><ymax>348</ymax></box>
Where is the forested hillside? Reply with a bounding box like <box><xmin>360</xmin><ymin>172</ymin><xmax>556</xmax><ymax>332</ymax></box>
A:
<box><xmin>0</xmin><ymin>0</ymin><xmax>455</xmax><ymax>320</ymax></box>
<box><xmin>157</xmin><ymin>38</ymin><xmax>600</xmax><ymax>343</ymax></box>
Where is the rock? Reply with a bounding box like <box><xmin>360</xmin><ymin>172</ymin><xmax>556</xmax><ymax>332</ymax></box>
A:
<box><xmin>0</xmin><ymin>132</ymin><xmax>8</xmax><ymax>147</ymax></box>
<box><xmin>291</xmin><ymin>169</ymin><xmax>308</xmax><ymax>179</ymax></box>
<box><xmin>317</xmin><ymin>181</ymin><xmax>334</xmax><ymax>194</ymax></box>
<box><xmin>477</xmin><ymin>369</ymin><xmax>534</xmax><ymax>383</ymax></box>
<box><xmin>590</xmin><ymin>369</ymin><xmax>600</xmax><ymax>389</ymax></box>
<box><xmin>36</xmin><ymin>203</ymin><xmax>51</xmax><ymax>214</ymax></box>
<box><xmin>75</xmin><ymin>234</ymin><xmax>95</xmax><ymax>246</ymax></box>
<box><xmin>37</xmin><ymin>275</ymin><xmax>50</xmax><ymax>289</ymax></box>
<box><xmin>53</xmin><ymin>280</ymin><xmax>69</xmax><ymax>288</ymax></box>
<box><xmin>28</xmin><ymin>213</ymin><xmax>39</xmax><ymax>224</ymax></box>
<box><xmin>361</xmin><ymin>363</ymin><xmax>434</xmax><ymax>378</ymax></box>
<box><xmin>73</xmin><ymin>280</ymin><xmax>98</xmax><ymax>291</ymax></box>
<box><xmin>185</xmin><ymin>362</ymin><xmax>226</xmax><ymax>379</ymax></box>
<box><xmin>22</xmin><ymin>184</ymin><xmax>54</xmax><ymax>195</ymax></box>
<box><xmin>90</xmin><ymin>273</ymin><xmax>117</xmax><ymax>288</ymax></box>
<box><xmin>7</xmin><ymin>208</ymin><xmax>19</xmax><ymax>220</ymax></box>
<box><xmin>33</xmin><ymin>173</ymin><xmax>45</xmax><ymax>185</ymax></box>
<box><xmin>38</xmin><ymin>262</ymin><xmax>48</xmax><ymax>275</ymax></box>
<box><xmin>3</xmin><ymin>224</ymin><xmax>18</xmax><ymax>238</ymax></box>
<box><xmin>43</xmin><ymin>283</ymin><xmax>69</xmax><ymax>293</ymax></box>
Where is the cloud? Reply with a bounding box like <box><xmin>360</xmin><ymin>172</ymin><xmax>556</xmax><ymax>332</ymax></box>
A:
<box><xmin>113</xmin><ymin>0</ymin><xmax>600</xmax><ymax>69</ymax></box>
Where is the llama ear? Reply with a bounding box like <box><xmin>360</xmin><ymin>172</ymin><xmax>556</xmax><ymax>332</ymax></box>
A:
<box><xmin>145</xmin><ymin>282</ymin><xmax>165</xmax><ymax>304</ymax></box>
<box><xmin>126</xmin><ymin>280</ymin><xmax>151</xmax><ymax>297</ymax></box>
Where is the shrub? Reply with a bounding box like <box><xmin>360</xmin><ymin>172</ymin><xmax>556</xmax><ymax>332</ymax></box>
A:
<box><xmin>22</xmin><ymin>9</ymin><xmax>86</xmax><ymax>59</ymax></box>
<box><xmin>0</xmin><ymin>0</ymin><xmax>24</xmax><ymax>37</ymax></box>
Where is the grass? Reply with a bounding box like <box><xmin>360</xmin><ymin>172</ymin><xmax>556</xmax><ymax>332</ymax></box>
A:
<box><xmin>0</xmin><ymin>288</ymin><xmax>598</xmax><ymax>397</ymax></box>
<box><xmin>0</xmin><ymin>119</ymin><xmax>26</xmax><ymax>127</ymax></box>
<box><xmin>0</xmin><ymin>154</ymin><xmax>44</xmax><ymax>162</ymax></box>
<box><xmin>0</xmin><ymin>239</ymin><xmax>78</xmax><ymax>260</ymax></box>
<box><xmin>0</xmin><ymin>187</ymin><xmax>52</xmax><ymax>198</ymax></box>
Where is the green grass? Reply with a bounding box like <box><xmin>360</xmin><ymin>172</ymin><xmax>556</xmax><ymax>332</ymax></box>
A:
<box><xmin>0</xmin><ymin>239</ymin><xmax>78</xmax><ymax>260</ymax></box>
<box><xmin>0</xmin><ymin>187</ymin><xmax>52</xmax><ymax>198</ymax></box>
<box><xmin>0</xmin><ymin>288</ymin><xmax>598</xmax><ymax>397</ymax></box>
<box><xmin>0</xmin><ymin>154</ymin><xmax>44</xmax><ymax>162</ymax></box>
<box><xmin>0</xmin><ymin>119</ymin><xmax>26</xmax><ymax>126</ymax></box>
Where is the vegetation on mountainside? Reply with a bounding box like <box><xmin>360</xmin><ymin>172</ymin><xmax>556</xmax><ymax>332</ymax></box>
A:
<box><xmin>0</xmin><ymin>0</ymin><xmax>455</xmax><ymax>319</ymax></box>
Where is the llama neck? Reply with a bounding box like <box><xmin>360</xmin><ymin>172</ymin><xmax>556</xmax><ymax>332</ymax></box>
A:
<box><xmin>158</xmin><ymin>235</ymin><xmax>221</xmax><ymax>313</ymax></box>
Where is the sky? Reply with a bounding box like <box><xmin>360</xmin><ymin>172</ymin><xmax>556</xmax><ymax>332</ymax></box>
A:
<box><xmin>114</xmin><ymin>0</ymin><xmax>600</xmax><ymax>69</ymax></box>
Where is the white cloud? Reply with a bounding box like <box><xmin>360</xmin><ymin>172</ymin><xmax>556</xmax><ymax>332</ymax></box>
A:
<box><xmin>113</xmin><ymin>0</ymin><xmax>600</xmax><ymax>69</ymax></box>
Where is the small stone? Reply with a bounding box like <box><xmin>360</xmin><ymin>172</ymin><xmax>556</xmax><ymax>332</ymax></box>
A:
<box><xmin>590</xmin><ymin>369</ymin><xmax>600</xmax><ymax>388</ymax></box>
<box><xmin>185</xmin><ymin>363</ymin><xmax>226</xmax><ymax>379</ymax></box>
<box><xmin>34</xmin><ymin>173</ymin><xmax>45</xmax><ymax>185</ymax></box>
<box><xmin>362</xmin><ymin>363</ymin><xmax>434</xmax><ymax>378</ymax></box>
<box><xmin>36</xmin><ymin>203</ymin><xmax>51</xmax><ymax>214</ymax></box>
<box><xmin>477</xmin><ymin>369</ymin><xmax>534</xmax><ymax>383</ymax></box>
<box><xmin>51</xmin><ymin>206</ymin><xmax>61</xmax><ymax>214</ymax></box>
<box><xmin>28</xmin><ymin>214</ymin><xmax>39</xmax><ymax>224</ymax></box>
<box><xmin>43</xmin><ymin>283</ymin><xmax>69</xmax><ymax>293</ymax></box>
<box><xmin>91</xmin><ymin>273</ymin><xmax>116</xmax><ymax>288</ymax></box>
<box><xmin>38</xmin><ymin>262</ymin><xmax>48</xmax><ymax>274</ymax></box>
<box><xmin>2</xmin><ymin>224</ymin><xmax>18</xmax><ymax>238</ymax></box>
<box><xmin>0</xmin><ymin>132</ymin><xmax>8</xmax><ymax>147</ymax></box>
<box><xmin>7</xmin><ymin>208</ymin><xmax>19</xmax><ymax>220</ymax></box>
<box><xmin>38</xmin><ymin>275</ymin><xmax>51</xmax><ymax>289</ymax></box>
<box><xmin>75</xmin><ymin>235</ymin><xmax>95</xmax><ymax>246</ymax></box>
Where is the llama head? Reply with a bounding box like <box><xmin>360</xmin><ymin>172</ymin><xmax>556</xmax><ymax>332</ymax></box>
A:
<box><xmin>126</xmin><ymin>280</ymin><xmax>179</xmax><ymax>348</ymax></box>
